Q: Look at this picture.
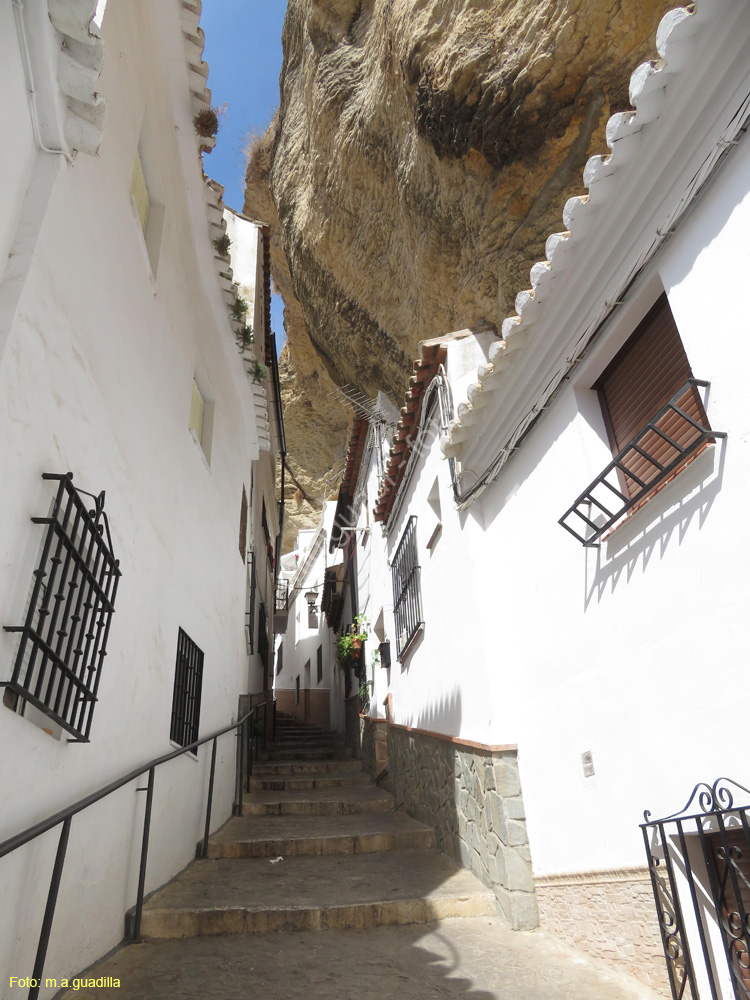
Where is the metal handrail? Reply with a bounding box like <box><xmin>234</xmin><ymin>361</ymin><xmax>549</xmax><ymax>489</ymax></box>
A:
<box><xmin>559</xmin><ymin>379</ymin><xmax>725</xmax><ymax>546</ymax></box>
<box><xmin>0</xmin><ymin>697</ymin><xmax>274</xmax><ymax>999</ymax></box>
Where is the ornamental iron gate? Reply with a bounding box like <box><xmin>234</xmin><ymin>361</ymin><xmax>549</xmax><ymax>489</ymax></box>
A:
<box><xmin>642</xmin><ymin>778</ymin><xmax>750</xmax><ymax>1000</ymax></box>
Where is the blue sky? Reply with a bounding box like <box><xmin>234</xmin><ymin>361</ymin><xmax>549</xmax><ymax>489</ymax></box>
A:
<box><xmin>200</xmin><ymin>1</ymin><xmax>287</xmax><ymax>350</ymax></box>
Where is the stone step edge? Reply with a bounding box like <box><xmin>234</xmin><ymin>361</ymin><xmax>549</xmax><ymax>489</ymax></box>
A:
<box><xmin>248</xmin><ymin>776</ymin><xmax>371</xmax><ymax>791</ymax></box>
<box><xmin>136</xmin><ymin>893</ymin><xmax>497</xmax><ymax>939</ymax></box>
<box><xmin>241</xmin><ymin>797</ymin><xmax>394</xmax><ymax>817</ymax></box>
<box><xmin>252</xmin><ymin>762</ymin><xmax>363</xmax><ymax>775</ymax></box>
<box><xmin>206</xmin><ymin>828</ymin><xmax>437</xmax><ymax>858</ymax></box>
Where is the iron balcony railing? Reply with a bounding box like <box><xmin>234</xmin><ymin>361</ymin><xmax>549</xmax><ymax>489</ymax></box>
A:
<box><xmin>392</xmin><ymin>515</ymin><xmax>423</xmax><ymax>660</ymax></box>
<box><xmin>275</xmin><ymin>578</ymin><xmax>289</xmax><ymax>614</ymax></box>
<box><xmin>0</xmin><ymin>698</ymin><xmax>275</xmax><ymax>1000</ymax></box>
<box><xmin>642</xmin><ymin>777</ymin><xmax>750</xmax><ymax>1000</ymax></box>
<box><xmin>559</xmin><ymin>380</ymin><xmax>725</xmax><ymax>546</ymax></box>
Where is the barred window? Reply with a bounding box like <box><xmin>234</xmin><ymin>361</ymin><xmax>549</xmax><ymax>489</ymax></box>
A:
<box><xmin>170</xmin><ymin>628</ymin><xmax>203</xmax><ymax>750</ymax></box>
<box><xmin>245</xmin><ymin>552</ymin><xmax>256</xmax><ymax>653</ymax></box>
<box><xmin>239</xmin><ymin>486</ymin><xmax>248</xmax><ymax>559</ymax></box>
<box><xmin>2</xmin><ymin>473</ymin><xmax>121</xmax><ymax>742</ymax></box>
<box><xmin>317</xmin><ymin>644</ymin><xmax>323</xmax><ymax>684</ymax></box>
<box><xmin>391</xmin><ymin>515</ymin><xmax>423</xmax><ymax>660</ymax></box>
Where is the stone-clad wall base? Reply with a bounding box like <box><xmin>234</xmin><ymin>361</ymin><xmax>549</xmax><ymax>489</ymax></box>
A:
<box><xmin>535</xmin><ymin>869</ymin><xmax>670</xmax><ymax>997</ymax></box>
<box><xmin>387</xmin><ymin>725</ymin><xmax>538</xmax><ymax>930</ymax></box>
<box><xmin>360</xmin><ymin>716</ymin><xmax>388</xmax><ymax>778</ymax></box>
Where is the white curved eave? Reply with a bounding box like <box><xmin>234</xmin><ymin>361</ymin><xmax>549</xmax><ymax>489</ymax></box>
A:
<box><xmin>180</xmin><ymin>5</ymin><xmax>269</xmax><ymax>422</ymax></box>
<box><xmin>47</xmin><ymin>0</ymin><xmax>106</xmax><ymax>155</ymax></box>
<box><xmin>443</xmin><ymin>2</ymin><xmax>702</xmax><ymax>462</ymax></box>
<box><xmin>180</xmin><ymin>0</ymin><xmax>216</xmax><ymax>153</ymax></box>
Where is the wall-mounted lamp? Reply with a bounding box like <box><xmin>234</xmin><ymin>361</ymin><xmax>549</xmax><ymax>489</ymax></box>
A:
<box><xmin>305</xmin><ymin>590</ymin><xmax>318</xmax><ymax>610</ymax></box>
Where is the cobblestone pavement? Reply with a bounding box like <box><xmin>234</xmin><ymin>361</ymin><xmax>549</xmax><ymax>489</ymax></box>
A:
<box><xmin>62</xmin><ymin>917</ymin><xmax>662</xmax><ymax>1000</ymax></box>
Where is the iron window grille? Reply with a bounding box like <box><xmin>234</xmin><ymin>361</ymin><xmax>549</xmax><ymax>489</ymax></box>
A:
<box><xmin>246</xmin><ymin>552</ymin><xmax>256</xmax><ymax>653</ymax></box>
<box><xmin>258</xmin><ymin>603</ymin><xmax>269</xmax><ymax>673</ymax></box>
<box><xmin>642</xmin><ymin>777</ymin><xmax>750</xmax><ymax>1000</ymax></box>
<box><xmin>391</xmin><ymin>515</ymin><xmax>423</xmax><ymax>660</ymax></box>
<box><xmin>275</xmin><ymin>579</ymin><xmax>289</xmax><ymax>614</ymax></box>
<box><xmin>239</xmin><ymin>486</ymin><xmax>248</xmax><ymax>560</ymax></box>
<box><xmin>559</xmin><ymin>380</ymin><xmax>724</xmax><ymax>546</ymax></box>
<box><xmin>316</xmin><ymin>644</ymin><xmax>323</xmax><ymax>684</ymax></box>
<box><xmin>169</xmin><ymin>628</ymin><xmax>203</xmax><ymax>750</ymax></box>
<box><xmin>2</xmin><ymin>473</ymin><xmax>121</xmax><ymax>743</ymax></box>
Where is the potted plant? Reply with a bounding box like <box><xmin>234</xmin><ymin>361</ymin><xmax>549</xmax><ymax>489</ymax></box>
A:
<box><xmin>337</xmin><ymin>615</ymin><xmax>368</xmax><ymax>666</ymax></box>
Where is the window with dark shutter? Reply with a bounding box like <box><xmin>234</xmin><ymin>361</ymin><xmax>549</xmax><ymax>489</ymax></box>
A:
<box><xmin>559</xmin><ymin>294</ymin><xmax>723</xmax><ymax>545</ymax></box>
<box><xmin>595</xmin><ymin>294</ymin><xmax>709</xmax><ymax>498</ymax></box>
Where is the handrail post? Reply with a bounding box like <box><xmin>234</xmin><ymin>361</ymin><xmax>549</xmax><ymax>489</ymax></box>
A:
<box><xmin>250</xmin><ymin>706</ymin><xmax>258</xmax><ymax>778</ymax></box>
<box><xmin>29</xmin><ymin>817</ymin><xmax>71</xmax><ymax>1000</ymax></box>
<box><xmin>132</xmin><ymin>767</ymin><xmax>155</xmax><ymax>942</ymax></box>
<box><xmin>235</xmin><ymin>724</ymin><xmax>244</xmax><ymax>816</ymax></box>
<box><xmin>202</xmin><ymin>738</ymin><xmax>218</xmax><ymax>858</ymax></box>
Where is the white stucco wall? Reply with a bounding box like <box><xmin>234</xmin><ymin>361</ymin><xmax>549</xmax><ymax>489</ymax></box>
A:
<box><xmin>372</xmin><ymin>129</ymin><xmax>750</xmax><ymax>881</ymax></box>
<box><xmin>0</xmin><ymin>5</ymin><xmax>37</xmax><ymax>287</ymax></box>
<box><xmin>0</xmin><ymin>1</ymin><xmax>265</xmax><ymax>993</ymax></box>
<box><xmin>276</xmin><ymin>509</ymin><xmax>342</xmax><ymax>729</ymax></box>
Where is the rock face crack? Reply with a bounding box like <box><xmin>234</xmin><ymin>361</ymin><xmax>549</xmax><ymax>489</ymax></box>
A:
<box><xmin>244</xmin><ymin>0</ymin><xmax>673</xmax><ymax>547</ymax></box>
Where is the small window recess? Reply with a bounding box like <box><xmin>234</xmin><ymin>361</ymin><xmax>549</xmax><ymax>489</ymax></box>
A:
<box><xmin>295</xmin><ymin>675</ymin><xmax>300</xmax><ymax>706</ymax></box>
<box><xmin>581</xmin><ymin>751</ymin><xmax>595</xmax><ymax>778</ymax></box>
<box><xmin>130</xmin><ymin>112</ymin><xmax>166</xmax><ymax>279</ymax></box>
<box><xmin>188</xmin><ymin>365</ymin><xmax>215</xmax><ymax>467</ymax></box>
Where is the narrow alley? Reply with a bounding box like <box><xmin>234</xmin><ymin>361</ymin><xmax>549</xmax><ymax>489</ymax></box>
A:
<box><xmin>61</xmin><ymin>717</ymin><xmax>658</xmax><ymax>1000</ymax></box>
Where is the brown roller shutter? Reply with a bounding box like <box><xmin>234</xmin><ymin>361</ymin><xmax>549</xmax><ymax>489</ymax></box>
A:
<box><xmin>595</xmin><ymin>295</ymin><xmax>709</xmax><ymax>497</ymax></box>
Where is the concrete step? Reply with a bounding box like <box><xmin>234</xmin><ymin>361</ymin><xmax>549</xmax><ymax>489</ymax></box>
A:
<box><xmin>252</xmin><ymin>759</ymin><xmax>363</xmax><ymax>777</ymax></box>
<box><xmin>206</xmin><ymin>812</ymin><xmax>437</xmax><ymax>858</ymax></box>
<box><xmin>275</xmin><ymin>724</ymin><xmax>336</xmax><ymax>734</ymax></box>
<box><xmin>243</xmin><ymin>785</ymin><xmax>394</xmax><ymax>816</ymax></box>
<box><xmin>135</xmin><ymin>851</ymin><xmax>496</xmax><ymax>939</ymax></box>
<box><xmin>264</xmin><ymin>739</ymin><xmax>344</xmax><ymax>751</ymax></box>
<box><xmin>258</xmin><ymin>748</ymin><xmax>351</xmax><ymax>761</ymax></box>
<box><xmin>274</xmin><ymin>734</ymin><xmax>343</xmax><ymax>744</ymax></box>
<box><xmin>275</xmin><ymin>724</ymin><xmax>334</xmax><ymax>733</ymax></box>
<box><xmin>249</xmin><ymin>770</ymin><xmax>371</xmax><ymax>791</ymax></box>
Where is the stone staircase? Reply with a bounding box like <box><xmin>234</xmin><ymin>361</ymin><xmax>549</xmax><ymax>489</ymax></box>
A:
<box><xmin>133</xmin><ymin>712</ymin><xmax>495</xmax><ymax>938</ymax></box>
<box><xmin>61</xmin><ymin>713</ymin><xmax>663</xmax><ymax>999</ymax></box>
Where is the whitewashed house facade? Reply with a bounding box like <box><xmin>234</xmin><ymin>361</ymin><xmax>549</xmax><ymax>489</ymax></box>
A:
<box><xmin>274</xmin><ymin>506</ymin><xmax>347</xmax><ymax>732</ymax></box>
<box><xmin>345</xmin><ymin>2</ymin><xmax>750</xmax><ymax>997</ymax></box>
<box><xmin>0</xmin><ymin>0</ymin><xmax>279</xmax><ymax>994</ymax></box>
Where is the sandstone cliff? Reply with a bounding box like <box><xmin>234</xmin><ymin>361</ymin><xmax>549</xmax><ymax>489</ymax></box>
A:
<box><xmin>245</xmin><ymin>0</ymin><xmax>673</xmax><ymax>545</ymax></box>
